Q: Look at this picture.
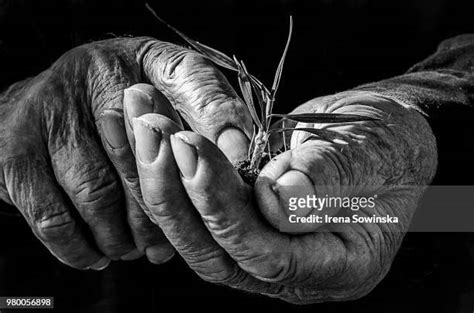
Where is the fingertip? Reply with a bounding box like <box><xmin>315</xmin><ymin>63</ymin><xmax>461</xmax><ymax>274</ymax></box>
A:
<box><xmin>120</xmin><ymin>248</ymin><xmax>144</xmax><ymax>261</ymax></box>
<box><xmin>255</xmin><ymin>153</ymin><xmax>318</xmax><ymax>232</ymax></box>
<box><xmin>254</xmin><ymin>175</ymin><xmax>284</xmax><ymax>230</ymax></box>
<box><xmin>136</xmin><ymin>113</ymin><xmax>183</xmax><ymax>134</ymax></box>
<box><xmin>170</xmin><ymin>133</ymin><xmax>198</xmax><ymax>179</ymax></box>
<box><xmin>133</xmin><ymin>117</ymin><xmax>162</xmax><ymax>164</ymax></box>
<box><xmin>124</xmin><ymin>84</ymin><xmax>182</xmax><ymax>128</ymax></box>
<box><xmin>124</xmin><ymin>87</ymin><xmax>154</xmax><ymax>126</ymax></box>
<box><xmin>216</xmin><ymin>127</ymin><xmax>249</xmax><ymax>164</ymax></box>
<box><xmin>89</xmin><ymin>257</ymin><xmax>111</xmax><ymax>271</ymax></box>
<box><xmin>258</xmin><ymin>150</ymin><xmax>292</xmax><ymax>181</ymax></box>
<box><xmin>275</xmin><ymin>170</ymin><xmax>315</xmax><ymax>218</ymax></box>
<box><xmin>146</xmin><ymin>243</ymin><xmax>175</xmax><ymax>265</ymax></box>
<box><xmin>171</xmin><ymin>131</ymin><xmax>240</xmax><ymax>181</ymax></box>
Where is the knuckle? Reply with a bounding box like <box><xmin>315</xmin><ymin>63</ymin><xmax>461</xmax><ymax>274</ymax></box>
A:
<box><xmin>64</xmin><ymin>163</ymin><xmax>122</xmax><ymax>214</ymax></box>
<box><xmin>124</xmin><ymin>176</ymin><xmax>141</xmax><ymax>195</ymax></box>
<box><xmin>165</xmin><ymin>49</ymin><xmax>202</xmax><ymax>79</ymax></box>
<box><xmin>54</xmin><ymin>38</ymin><xmax>146</xmax><ymax>119</ymax></box>
<box><xmin>253</xmin><ymin>252</ymin><xmax>296</xmax><ymax>283</ymax></box>
<box><xmin>142</xmin><ymin>197</ymin><xmax>167</xmax><ymax>213</ymax></box>
<box><xmin>75</xmin><ymin>174</ymin><xmax>118</xmax><ymax>206</ymax></box>
<box><xmin>152</xmin><ymin>45</ymin><xmax>209</xmax><ymax>82</ymax></box>
<box><xmin>232</xmin><ymin>241</ymin><xmax>296</xmax><ymax>284</ymax></box>
<box><xmin>35</xmin><ymin>211</ymin><xmax>76</xmax><ymax>243</ymax></box>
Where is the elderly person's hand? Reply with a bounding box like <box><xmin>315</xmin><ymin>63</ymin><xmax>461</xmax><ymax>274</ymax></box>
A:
<box><xmin>0</xmin><ymin>37</ymin><xmax>253</xmax><ymax>270</ymax></box>
<box><xmin>131</xmin><ymin>89</ymin><xmax>437</xmax><ymax>303</ymax></box>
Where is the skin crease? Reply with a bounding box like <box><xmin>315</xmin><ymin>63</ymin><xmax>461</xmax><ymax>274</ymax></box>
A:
<box><xmin>132</xmin><ymin>92</ymin><xmax>437</xmax><ymax>303</ymax></box>
<box><xmin>0</xmin><ymin>37</ymin><xmax>253</xmax><ymax>269</ymax></box>
<box><xmin>0</xmin><ymin>36</ymin><xmax>438</xmax><ymax>303</ymax></box>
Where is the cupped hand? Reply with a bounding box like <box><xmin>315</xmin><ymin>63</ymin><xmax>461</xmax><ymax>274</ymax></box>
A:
<box><xmin>132</xmin><ymin>90</ymin><xmax>437</xmax><ymax>303</ymax></box>
<box><xmin>0</xmin><ymin>37</ymin><xmax>252</xmax><ymax>269</ymax></box>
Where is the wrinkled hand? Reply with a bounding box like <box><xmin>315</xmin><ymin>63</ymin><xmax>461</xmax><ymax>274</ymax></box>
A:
<box><xmin>0</xmin><ymin>37</ymin><xmax>252</xmax><ymax>269</ymax></box>
<box><xmin>132</xmin><ymin>91</ymin><xmax>437</xmax><ymax>303</ymax></box>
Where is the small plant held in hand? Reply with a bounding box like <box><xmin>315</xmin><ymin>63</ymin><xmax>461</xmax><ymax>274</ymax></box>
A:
<box><xmin>146</xmin><ymin>4</ymin><xmax>377</xmax><ymax>184</ymax></box>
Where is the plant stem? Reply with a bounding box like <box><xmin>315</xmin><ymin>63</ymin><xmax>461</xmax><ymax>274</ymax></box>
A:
<box><xmin>250</xmin><ymin>129</ymin><xmax>267</xmax><ymax>169</ymax></box>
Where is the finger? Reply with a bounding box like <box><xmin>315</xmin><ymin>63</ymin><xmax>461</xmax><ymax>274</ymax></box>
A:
<box><xmin>49</xmin><ymin>130</ymin><xmax>135</xmax><ymax>260</ymax></box>
<box><xmin>122</xmin><ymin>181</ymin><xmax>174</xmax><ymax>264</ymax></box>
<box><xmin>168</xmin><ymin>131</ymin><xmax>291</xmax><ymax>281</ymax></box>
<box><xmin>255</xmin><ymin>141</ymin><xmax>346</xmax><ymax>233</ymax></box>
<box><xmin>123</xmin><ymin>83</ymin><xmax>182</xmax><ymax>154</ymax></box>
<box><xmin>170</xmin><ymin>131</ymin><xmax>348</xmax><ymax>286</ymax></box>
<box><xmin>142</xmin><ymin>43</ymin><xmax>252</xmax><ymax>163</ymax></box>
<box><xmin>133</xmin><ymin>115</ymin><xmax>242</xmax><ymax>282</ymax></box>
<box><xmin>3</xmin><ymin>155</ymin><xmax>109</xmax><ymax>270</ymax></box>
<box><xmin>258</xmin><ymin>93</ymin><xmax>417</xmax><ymax>233</ymax></box>
<box><xmin>101</xmin><ymin>91</ymin><xmax>178</xmax><ymax>263</ymax></box>
<box><xmin>256</xmin><ymin>139</ymin><xmax>419</xmax><ymax>296</ymax></box>
<box><xmin>133</xmin><ymin>115</ymin><xmax>276</xmax><ymax>294</ymax></box>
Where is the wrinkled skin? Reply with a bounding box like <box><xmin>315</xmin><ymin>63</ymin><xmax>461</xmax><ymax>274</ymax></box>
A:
<box><xmin>0</xmin><ymin>37</ymin><xmax>438</xmax><ymax>303</ymax></box>
<box><xmin>0</xmin><ymin>37</ymin><xmax>253</xmax><ymax>269</ymax></box>
<box><xmin>132</xmin><ymin>91</ymin><xmax>437</xmax><ymax>303</ymax></box>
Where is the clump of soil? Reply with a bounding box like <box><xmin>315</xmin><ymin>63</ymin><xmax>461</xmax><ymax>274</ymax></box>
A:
<box><xmin>235</xmin><ymin>154</ymin><xmax>272</xmax><ymax>186</ymax></box>
<box><xmin>236</xmin><ymin>159</ymin><xmax>260</xmax><ymax>185</ymax></box>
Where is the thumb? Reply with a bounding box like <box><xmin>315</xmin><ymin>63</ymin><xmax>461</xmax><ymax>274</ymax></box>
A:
<box><xmin>255</xmin><ymin>92</ymin><xmax>438</xmax><ymax>234</ymax></box>
<box><xmin>255</xmin><ymin>141</ymin><xmax>347</xmax><ymax>233</ymax></box>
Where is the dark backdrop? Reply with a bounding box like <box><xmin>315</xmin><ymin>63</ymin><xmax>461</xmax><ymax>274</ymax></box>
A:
<box><xmin>1</xmin><ymin>0</ymin><xmax>474</xmax><ymax>312</ymax></box>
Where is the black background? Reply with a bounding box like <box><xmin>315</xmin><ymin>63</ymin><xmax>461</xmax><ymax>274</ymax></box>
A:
<box><xmin>1</xmin><ymin>0</ymin><xmax>474</xmax><ymax>312</ymax></box>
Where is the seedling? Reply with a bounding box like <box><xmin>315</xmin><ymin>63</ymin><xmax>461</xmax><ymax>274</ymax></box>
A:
<box><xmin>146</xmin><ymin>4</ymin><xmax>377</xmax><ymax>184</ymax></box>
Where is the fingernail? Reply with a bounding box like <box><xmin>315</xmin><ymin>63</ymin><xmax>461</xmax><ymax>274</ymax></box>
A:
<box><xmin>124</xmin><ymin>88</ymin><xmax>154</xmax><ymax>129</ymax></box>
<box><xmin>120</xmin><ymin>248</ymin><xmax>144</xmax><ymax>261</ymax></box>
<box><xmin>102</xmin><ymin>110</ymin><xmax>128</xmax><ymax>149</ymax></box>
<box><xmin>89</xmin><ymin>257</ymin><xmax>111</xmax><ymax>271</ymax></box>
<box><xmin>146</xmin><ymin>244</ymin><xmax>175</xmax><ymax>265</ymax></box>
<box><xmin>170</xmin><ymin>134</ymin><xmax>197</xmax><ymax>179</ymax></box>
<box><xmin>276</xmin><ymin>170</ymin><xmax>315</xmax><ymax>217</ymax></box>
<box><xmin>216</xmin><ymin>127</ymin><xmax>249</xmax><ymax>163</ymax></box>
<box><xmin>133</xmin><ymin>118</ymin><xmax>162</xmax><ymax>164</ymax></box>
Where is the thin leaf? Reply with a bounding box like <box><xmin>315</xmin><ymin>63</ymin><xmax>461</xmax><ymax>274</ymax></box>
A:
<box><xmin>249</xmin><ymin>81</ymin><xmax>266</xmax><ymax>126</ymax></box>
<box><xmin>235</xmin><ymin>61</ymin><xmax>269</xmax><ymax>127</ymax></box>
<box><xmin>268</xmin><ymin>127</ymin><xmax>350</xmax><ymax>143</ymax></box>
<box><xmin>146</xmin><ymin>3</ymin><xmax>238</xmax><ymax>71</ymax></box>
<box><xmin>239</xmin><ymin>61</ymin><xmax>266</xmax><ymax>124</ymax></box>
<box><xmin>194</xmin><ymin>42</ymin><xmax>238</xmax><ymax>71</ymax></box>
<box><xmin>241</xmin><ymin>62</ymin><xmax>261</xmax><ymax>110</ymax></box>
<box><xmin>238</xmin><ymin>71</ymin><xmax>262</xmax><ymax>128</ymax></box>
<box><xmin>233</xmin><ymin>57</ymin><xmax>262</xmax><ymax>128</ymax></box>
<box><xmin>271</xmin><ymin>16</ymin><xmax>293</xmax><ymax>95</ymax></box>
<box><xmin>267</xmin><ymin>16</ymin><xmax>293</xmax><ymax>118</ymax></box>
<box><xmin>282</xmin><ymin>119</ymin><xmax>287</xmax><ymax>151</ymax></box>
<box><xmin>248</xmin><ymin>125</ymin><xmax>257</xmax><ymax>159</ymax></box>
<box><xmin>270</xmin><ymin>113</ymin><xmax>378</xmax><ymax>123</ymax></box>
<box><xmin>247</xmin><ymin>72</ymin><xmax>271</xmax><ymax>126</ymax></box>
<box><xmin>249</xmin><ymin>73</ymin><xmax>271</xmax><ymax>96</ymax></box>
<box><xmin>248</xmin><ymin>74</ymin><xmax>263</xmax><ymax>89</ymax></box>
<box><xmin>232</xmin><ymin>55</ymin><xmax>241</xmax><ymax>68</ymax></box>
